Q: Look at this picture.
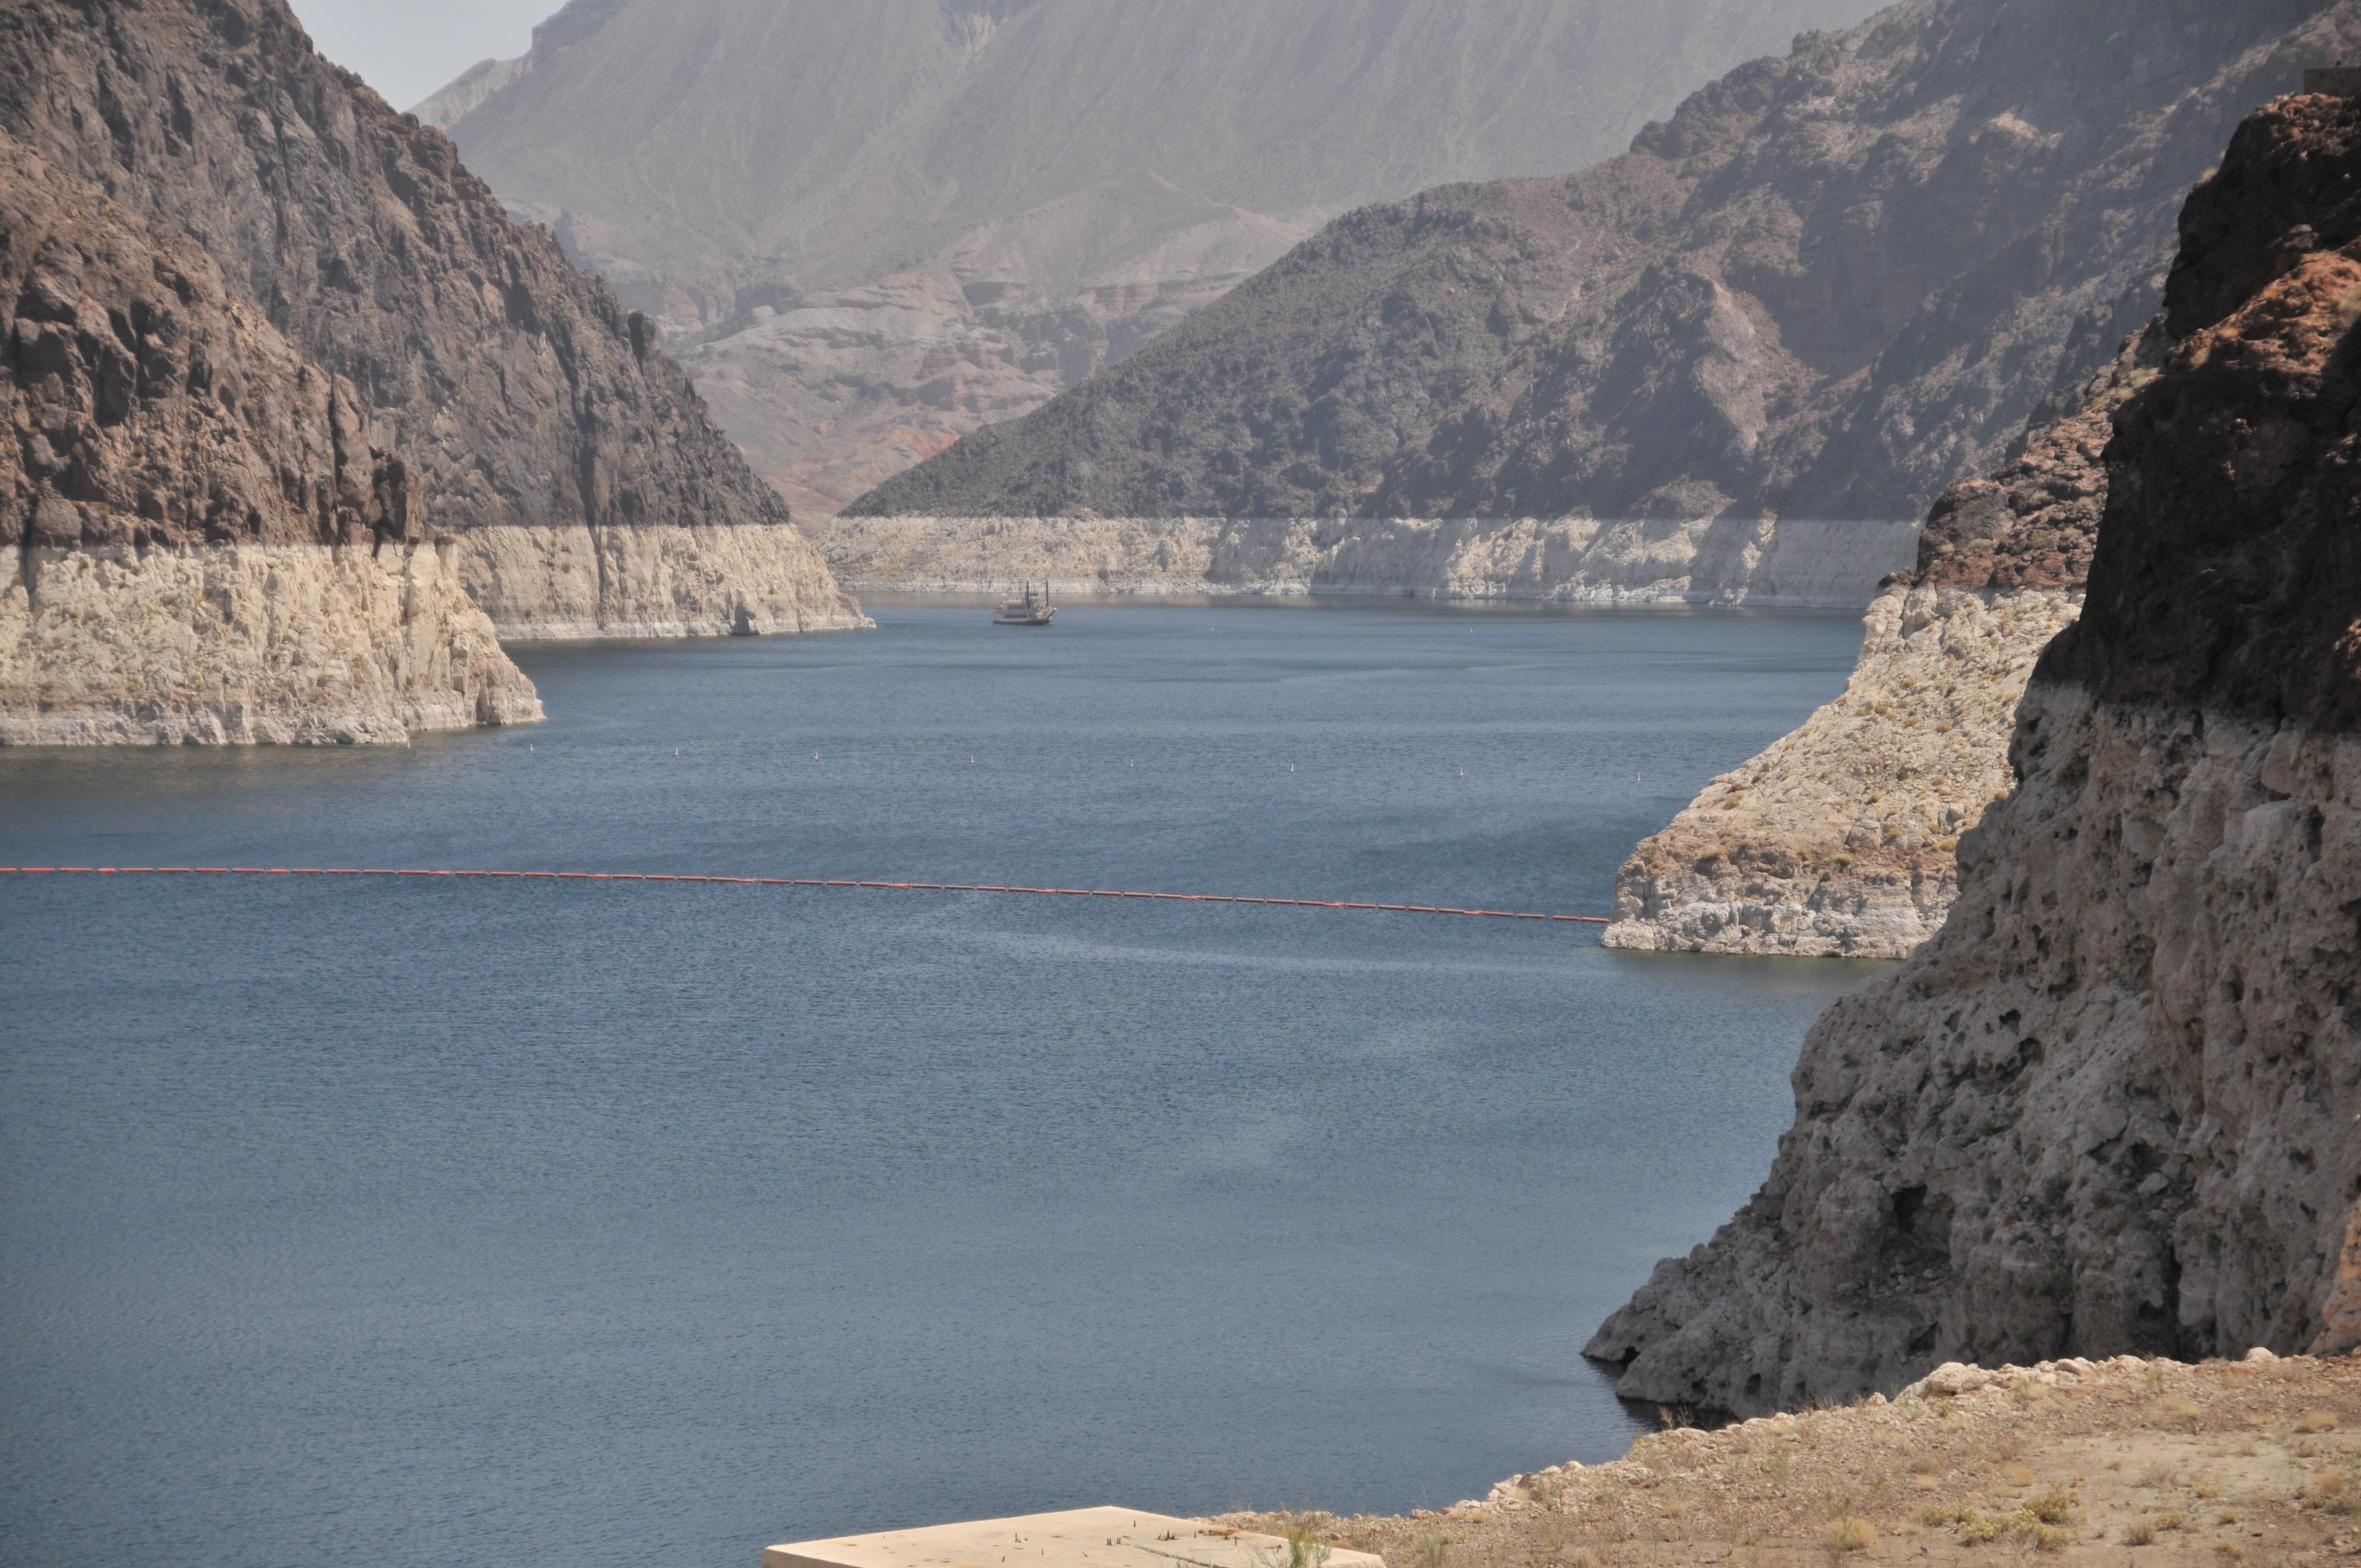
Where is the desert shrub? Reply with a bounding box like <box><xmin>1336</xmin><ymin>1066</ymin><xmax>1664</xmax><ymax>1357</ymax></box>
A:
<box><xmin>1826</xmin><ymin>1515</ymin><xmax>1876</xmax><ymax>1555</ymax></box>
<box><xmin>1281</xmin><ymin>1527</ymin><xmax>1332</xmax><ymax>1568</ymax></box>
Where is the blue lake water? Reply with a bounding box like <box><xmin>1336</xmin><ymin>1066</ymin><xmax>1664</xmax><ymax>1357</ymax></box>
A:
<box><xmin>0</xmin><ymin>600</ymin><xmax>1884</xmax><ymax>1568</ymax></box>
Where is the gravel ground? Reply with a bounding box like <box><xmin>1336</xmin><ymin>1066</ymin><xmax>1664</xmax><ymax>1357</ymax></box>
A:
<box><xmin>1223</xmin><ymin>1351</ymin><xmax>2361</xmax><ymax>1565</ymax></box>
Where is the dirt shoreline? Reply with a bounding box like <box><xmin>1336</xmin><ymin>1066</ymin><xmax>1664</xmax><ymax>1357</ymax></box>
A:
<box><xmin>1225</xmin><ymin>1351</ymin><xmax>2361</xmax><ymax>1565</ymax></box>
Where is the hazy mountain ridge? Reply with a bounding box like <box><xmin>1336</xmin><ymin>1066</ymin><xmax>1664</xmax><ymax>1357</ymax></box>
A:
<box><xmin>422</xmin><ymin>0</ymin><xmax>1883</xmax><ymax>512</ymax></box>
<box><xmin>853</xmin><ymin>0</ymin><xmax>2354</xmax><ymax>528</ymax></box>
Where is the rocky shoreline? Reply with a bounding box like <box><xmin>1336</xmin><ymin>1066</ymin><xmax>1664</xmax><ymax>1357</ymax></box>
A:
<box><xmin>2</xmin><ymin>542</ymin><xmax>539</xmax><ymax>745</ymax></box>
<box><xmin>1583</xmin><ymin>90</ymin><xmax>2361</xmax><ymax>1415</ymax></box>
<box><xmin>453</xmin><ymin>524</ymin><xmax>869</xmax><ymax>640</ymax></box>
<box><xmin>802</xmin><ymin>513</ymin><xmax>1918</xmax><ymax>607</ymax></box>
<box><xmin>0</xmin><ymin>0</ymin><xmax>866</xmax><ymax>746</ymax></box>
<box><xmin>1600</xmin><ymin>330</ymin><xmax>2154</xmax><ymax>957</ymax></box>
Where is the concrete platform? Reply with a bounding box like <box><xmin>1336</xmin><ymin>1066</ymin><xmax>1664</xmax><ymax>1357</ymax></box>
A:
<box><xmin>764</xmin><ymin>1506</ymin><xmax>1388</xmax><ymax>1568</ymax></box>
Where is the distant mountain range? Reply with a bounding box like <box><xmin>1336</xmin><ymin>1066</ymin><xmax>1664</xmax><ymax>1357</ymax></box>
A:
<box><xmin>852</xmin><ymin>0</ymin><xmax>2355</xmax><ymax>529</ymax></box>
<box><xmin>418</xmin><ymin>0</ymin><xmax>1884</xmax><ymax>513</ymax></box>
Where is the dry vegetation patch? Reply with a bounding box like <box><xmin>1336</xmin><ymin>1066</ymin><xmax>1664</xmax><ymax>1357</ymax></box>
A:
<box><xmin>1221</xmin><ymin>1352</ymin><xmax>2361</xmax><ymax>1566</ymax></box>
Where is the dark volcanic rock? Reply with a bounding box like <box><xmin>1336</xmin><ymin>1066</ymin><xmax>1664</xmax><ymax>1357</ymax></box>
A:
<box><xmin>1906</xmin><ymin>325</ymin><xmax>2163</xmax><ymax>594</ymax></box>
<box><xmin>0</xmin><ymin>126</ymin><xmax>543</xmax><ymax>744</ymax></box>
<box><xmin>2042</xmin><ymin>94</ymin><xmax>2361</xmax><ymax>736</ymax></box>
<box><xmin>0</xmin><ymin>0</ymin><xmax>790</xmax><ymax>541</ymax></box>
<box><xmin>851</xmin><ymin>0</ymin><xmax>2358</xmax><ymax>525</ymax></box>
<box><xmin>1585</xmin><ymin>94</ymin><xmax>2361</xmax><ymax>1414</ymax></box>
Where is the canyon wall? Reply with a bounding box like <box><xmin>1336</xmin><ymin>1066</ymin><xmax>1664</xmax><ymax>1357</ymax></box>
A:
<box><xmin>0</xmin><ymin>132</ymin><xmax>537</xmax><ymax>743</ymax></box>
<box><xmin>1600</xmin><ymin>330</ymin><xmax>2156</xmax><ymax>956</ymax></box>
<box><xmin>3</xmin><ymin>542</ymin><xmax>537</xmax><ymax>745</ymax></box>
<box><xmin>0</xmin><ymin>0</ymin><xmax>861</xmax><ymax>636</ymax></box>
<box><xmin>850</xmin><ymin>0</ymin><xmax>2353</xmax><ymax>547</ymax></box>
<box><xmin>804</xmin><ymin>514</ymin><xmax>1917</xmax><ymax>607</ymax></box>
<box><xmin>454</xmin><ymin>525</ymin><xmax>871</xmax><ymax>639</ymax></box>
<box><xmin>1585</xmin><ymin>94</ymin><xmax>2361</xmax><ymax>1413</ymax></box>
<box><xmin>421</xmin><ymin>0</ymin><xmax>1879</xmax><ymax>515</ymax></box>
<box><xmin>0</xmin><ymin>0</ymin><xmax>862</xmax><ymax>742</ymax></box>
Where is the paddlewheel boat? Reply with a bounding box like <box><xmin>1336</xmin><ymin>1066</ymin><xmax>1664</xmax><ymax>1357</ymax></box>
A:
<box><xmin>992</xmin><ymin>582</ymin><xmax>1056</xmax><ymax>625</ymax></box>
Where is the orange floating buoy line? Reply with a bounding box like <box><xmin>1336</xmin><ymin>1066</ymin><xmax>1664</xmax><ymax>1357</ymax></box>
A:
<box><xmin>0</xmin><ymin>864</ymin><xmax>1612</xmax><ymax>924</ymax></box>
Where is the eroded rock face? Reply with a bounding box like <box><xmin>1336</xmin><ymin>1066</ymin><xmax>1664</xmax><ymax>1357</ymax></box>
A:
<box><xmin>1586</xmin><ymin>94</ymin><xmax>2361</xmax><ymax>1412</ymax></box>
<box><xmin>2</xmin><ymin>542</ymin><xmax>540</xmax><ymax>744</ymax></box>
<box><xmin>0</xmin><ymin>0</ymin><xmax>861</xmax><ymax>635</ymax></box>
<box><xmin>1600</xmin><ymin>331</ymin><xmax>2158</xmax><ymax>957</ymax></box>
<box><xmin>1591</xmin><ymin>693</ymin><xmax>2361</xmax><ymax>1408</ymax></box>
<box><xmin>453</xmin><ymin>524</ymin><xmax>872</xmax><ymax>639</ymax></box>
<box><xmin>0</xmin><ymin>132</ymin><xmax>538</xmax><ymax>742</ymax></box>
<box><xmin>803</xmin><ymin>513</ymin><xmax>1918</xmax><ymax>605</ymax></box>
<box><xmin>1</xmin><ymin>133</ymin><xmax>414</xmax><ymax>554</ymax></box>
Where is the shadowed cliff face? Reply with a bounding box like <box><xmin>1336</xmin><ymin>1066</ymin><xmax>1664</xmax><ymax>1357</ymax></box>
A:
<box><xmin>0</xmin><ymin>0</ymin><xmax>792</xmax><ymax>541</ymax></box>
<box><xmin>1902</xmin><ymin>328</ymin><xmax>2164</xmax><ymax>596</ymax></box>
<box><xmin>2039</xmin><ymin>95</ymin><xmax>2361</xmax><ymax>736</ymax></box>
<box><xmin>1584</xmin><ymin>94</ymin><xmax>2361</xmax><ymax>1414</ymax></box>
<box><xmin>851</xmin><ymin>0</ymin><xmax>2357</xmax><ymax>526</ymax></box>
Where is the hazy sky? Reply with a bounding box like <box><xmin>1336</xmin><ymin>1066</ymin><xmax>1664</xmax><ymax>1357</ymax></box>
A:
<box><xmin>289</xmin><ymin>0</ymin><xmax>554</xmax><ymax>111</ymax></box>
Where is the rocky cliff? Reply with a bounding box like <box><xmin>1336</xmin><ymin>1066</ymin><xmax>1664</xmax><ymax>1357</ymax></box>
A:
<box><xmin>1584</xmin><ymin>93</ymin><xmax>2361</xmax><ymax>1413</ymax></box>
<box><xmin>851</xmin><ymin>0</ymin><xmax>2354</xmax><ymax>546</ymax></box>
<box><xmin>0</xmin><ymin>0</ymin><xmax>862</xmax><ymax>646</ymax></box>
<box><xmin>1600</xmin><ymin>328</ymin><xmax>2158</xmax><ymax>956</ymax></box>
<box><xmin>0</xmin><ymin>130</ymin><xmax>537</xmax><ymax>742</ymax></box>
<box><xmin>422</xmin><ymin>0</ymin><xmax>1880</xmax><ymax>515</ymax></box>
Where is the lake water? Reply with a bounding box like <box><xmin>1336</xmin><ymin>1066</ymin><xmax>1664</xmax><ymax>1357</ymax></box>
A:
<box><xmin>1</xmin><ymin>600</ymin><xmax>1883</xmax><ymax>1568</ymax></box>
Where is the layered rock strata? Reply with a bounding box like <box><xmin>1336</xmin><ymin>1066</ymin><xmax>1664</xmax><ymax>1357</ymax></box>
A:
<box><xmin>803</xmin><ymin>513</ymin><xmax>1917</xmax><ymax>607</ymax></box>
<box><xmin>1584</xmin><ymin>94</ymin><xmax>2361</xmax><ymax>1413</ymax></box>
<box><xmin>1601</xmin><ymin>331</ymin><xmax>2158</xmax><ymax>956</ymax></box>
<box><xmin>0</xmin><ymin>0</ymin><xmax>861</xmax><ymax>636</ymax></box>
<box><xmin>1</xmin><ymin>133</ymin><xmax>537</xmax><ymax>743</ymax></box>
